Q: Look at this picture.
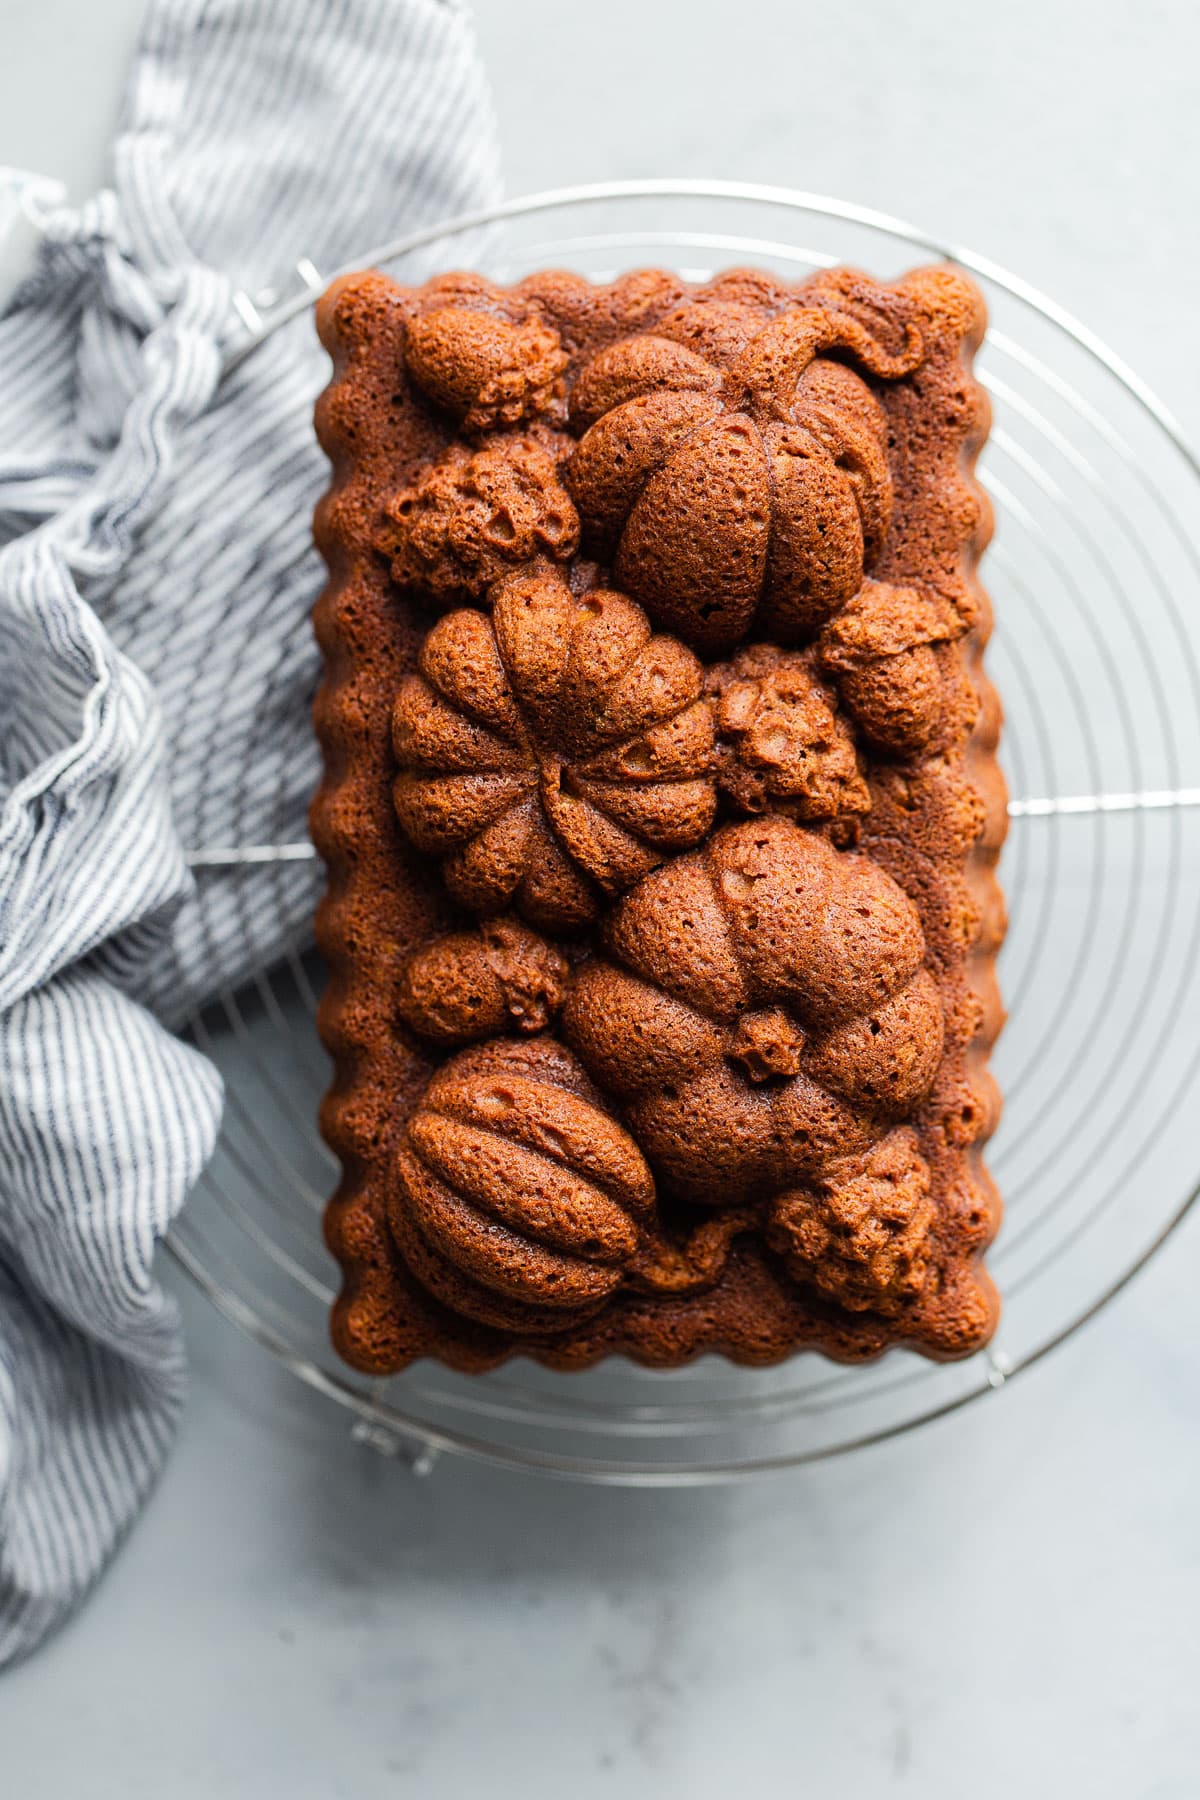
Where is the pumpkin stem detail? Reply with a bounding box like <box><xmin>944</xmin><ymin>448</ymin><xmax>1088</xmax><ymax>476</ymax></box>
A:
<box><xmin>631</xmin><ymin>1208</ymin><xmax>758</xmax><ymax>1295</ymax></box>
<box><xmin>724</xmin><ymin>306</ymin><xmax>924</xmax><ymax>419</ymax></box>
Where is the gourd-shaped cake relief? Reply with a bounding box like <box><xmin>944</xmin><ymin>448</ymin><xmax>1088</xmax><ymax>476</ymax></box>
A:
<box><xmin>358</xmin><ymin>268</ymin><xmax>997</xmax><ymax>1355</ymax></box>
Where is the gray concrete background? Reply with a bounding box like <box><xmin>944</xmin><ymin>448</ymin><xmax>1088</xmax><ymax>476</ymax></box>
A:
<box><xmin>4</xmin><ymin>1</ymin><xmax>1200</xmax><ymax>1793</ymax></box>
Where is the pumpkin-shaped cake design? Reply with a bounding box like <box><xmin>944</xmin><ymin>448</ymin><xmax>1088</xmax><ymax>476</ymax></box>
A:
<box><xmin>391</xmin><ymin>567</ymin><xmax>718</xmax><ymax>931</ymax></box>
<box><xmin>564</xmin><ymin>815</ymin><xmax>944</xmax><ymax>1207</ymax></box>
<box><xmin>391</xmin><ymin>1037</ymin><xmax>656</xmax><ymax>1333</ymax></box>
<box><xmin>565</xmin><ymin>298</ymin><xmax>924</xmax><ymax>654</ymax></box>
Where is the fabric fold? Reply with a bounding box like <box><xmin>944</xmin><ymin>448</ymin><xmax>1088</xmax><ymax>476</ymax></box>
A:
<box><xmin>0</xmin><ymin>0</ymin><xmax>501</xmax><ymax>1665</ymax></box>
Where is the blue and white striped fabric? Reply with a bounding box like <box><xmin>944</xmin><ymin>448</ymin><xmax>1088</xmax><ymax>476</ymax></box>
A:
<box><xmin>0</xmin><ymin>0</ymin><xmax>500</xmax><ymax>1665</ymax></box>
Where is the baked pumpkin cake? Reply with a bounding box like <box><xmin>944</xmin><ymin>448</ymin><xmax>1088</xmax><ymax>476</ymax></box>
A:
<box><xmin>312</xmin><ymin>261</ymin><xmax>1006</xmax><ymax>1374</ymax></box>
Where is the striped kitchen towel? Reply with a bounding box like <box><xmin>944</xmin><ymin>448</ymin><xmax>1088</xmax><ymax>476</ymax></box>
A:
<box><xmin>0</xmin><ymin>0</ymin><xmax>500</xmax><ymax>1666</ymax></box>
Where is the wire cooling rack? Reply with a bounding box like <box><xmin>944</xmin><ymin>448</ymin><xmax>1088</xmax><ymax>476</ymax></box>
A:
<box><xmin>167</xmin><ymin>182</ymin><xmax>1200</xmax><ymax>1483</ymax></box>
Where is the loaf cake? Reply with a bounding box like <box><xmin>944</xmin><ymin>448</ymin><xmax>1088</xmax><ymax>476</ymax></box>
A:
<box><xmin>312</xmin><ymin>261</ymin><xmax>1006</xmax><ymax>1374</ymax></box>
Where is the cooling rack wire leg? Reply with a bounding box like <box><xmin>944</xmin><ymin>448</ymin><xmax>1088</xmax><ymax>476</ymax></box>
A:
<box><xmin>351</xmin><ymin>1406</ymin><xmax>440</xmax><ymax>1476</ymax></box>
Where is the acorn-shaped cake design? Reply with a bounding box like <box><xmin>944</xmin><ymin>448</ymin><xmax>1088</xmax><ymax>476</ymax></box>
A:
<box><xmin>391</xmin><ymin>567</ymin><xmax>718</xmax><ymax>931</ymax></box>
<box><xmin>766</xmin><ymin>1127</ymin><xmax>937</xmax><ymax>1317</ymax></box>
<box><xmin>565</xmin><ymin>298</ymin><xmax>924</xmax><ymax>655</ymax></box>
<box><xmin>404</xmin><ymin>305</ymin><xmax>569</xmax><ymax>435</ymax></box>
<box><xmin>817</xmin><ymin>578</ymin><xmax>974</xmax><ymax>759</ymax></box>
<box><xmin>564</xmin><ymin>815</ymin><xmax>944</xmax><ymax>1209</ymax></box>
<box><xmin>378</xmin><ymin>434</ymin><xmax>580</xmax><ymax>603</ymax></box>
<box><xmin>705</xmin><ymin>642</ymin><xmax>870</xmax><ymax>823</ymax></box>
<box><xmin>396</xmin><ymin>917</ymin><xmax>569</xmax><ymax>1048</ymax></box>
<box><xmin>379</xmin><ymin>303</ymin><xmax>576</xmax><ymax>600</ymax></box>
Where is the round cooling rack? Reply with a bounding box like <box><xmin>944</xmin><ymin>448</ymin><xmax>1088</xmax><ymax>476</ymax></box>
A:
<box><xmin>167</xmin><ymin>182</ymin><xmax>1200</xmax><ymax>1484</ymax></box>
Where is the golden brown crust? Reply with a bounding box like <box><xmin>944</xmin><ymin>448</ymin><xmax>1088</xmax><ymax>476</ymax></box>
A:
<box><xmin>312</xmin><ymin>263</ymin><xmax>1005</xmax><ymax>1373</ymax></box>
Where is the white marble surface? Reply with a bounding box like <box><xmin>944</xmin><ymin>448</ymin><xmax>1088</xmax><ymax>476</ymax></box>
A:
<box><xmin>5</xmin><ymin>1</ymin><xmax>1200</xmax><ymax>1791</ymax></box>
